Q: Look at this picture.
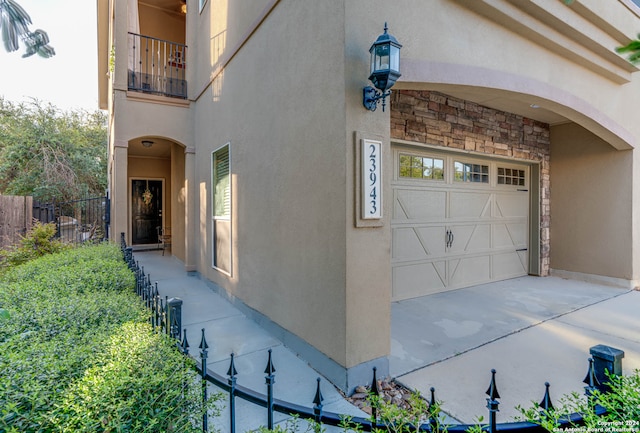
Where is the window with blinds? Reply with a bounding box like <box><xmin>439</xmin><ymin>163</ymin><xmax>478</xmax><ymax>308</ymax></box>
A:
<box><xmin>212</xmin><ymin>144</ymin><xmax>231</xmax><ymax>274</ymax></box>
<box><xmin>213</xmin><ymin>146</ymin><xmax>230</xmax><ymax>218</ymax></box>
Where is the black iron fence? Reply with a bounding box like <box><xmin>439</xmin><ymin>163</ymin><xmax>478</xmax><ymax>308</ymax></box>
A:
<box><xmin>120</xmin><ymin>234</ymin><xmax>615</xmax><ymax>433</ymax></box>
<box><xmin>34</xmin><ymin>195</ymin><xmax>110</xmax><ymax>245</ymax></box>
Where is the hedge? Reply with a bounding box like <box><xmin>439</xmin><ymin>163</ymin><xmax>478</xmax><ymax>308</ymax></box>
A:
<box><xmin>0</xmin><ymin>244</ymin><xmax>214</xmax><ymax>432</ymax></box>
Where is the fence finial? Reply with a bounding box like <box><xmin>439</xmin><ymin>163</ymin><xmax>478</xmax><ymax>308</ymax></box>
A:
<box><xmin>313</xmin><ymin>377</ymin><xmax>324</xmax><ymax>406</ymax></box>
<box><xmin>264</xmin><ymin>348</ymin><xmax>276</xmax><ymax>376</ymax></box>
<box><xmin>370</xmin><ymin>366</ymin><xmax>379</xmax><ymax>423</ymax></box>
<box><xmin>199</xmin><ymin>328</ymin><xmax>209</xmax><ymax>351</ymax></box>
<box><xmin>485</xmin><ymin>368</ymin><xmax>500</xmax><ymax>400</ymax></box>
<box><xmin>429</xmin><ymin>386</ymin><xmax>439</xmax><ymax>428</ymax></box>
<box><xmin>583</xmin><ymin>357</ymin><xmax>600</xmax><ymax>399</ymax></box>
<box><xmin>313</xmin><ymin>377</ymin><xmax>324</xmax><ymax>423</ymax></box>
<box><xmin>538</xmin><ymin>382</ymin><xmax>554</xmax><ymax>412</ymax></box>
<box><xmin>370</xmin><ymin>366</ymin><xmax>379</xmax><ymax>396</ymax></box>
<box><xmin>199</xmin><ymin>328</ymin><xmax>209</xmax><ymax>432</ymax></box>
<box><xmin>181</xmin><ymin>329</ymin><xmax>189</xmax><ymax>355</ymax></box>
<box><xmin>227</xmin><ymin>353</ymin><xmax>238</xmax><ymax>377</ymax></box>
<box><xmin>485</xmin><ymin>369</ymin><xmax>500</xmax><ymax>433</ymax></box>
<box><xmin>265</xmin><ymin>349</ymin><xmax>276</xmax><ymax>430</ymax></box>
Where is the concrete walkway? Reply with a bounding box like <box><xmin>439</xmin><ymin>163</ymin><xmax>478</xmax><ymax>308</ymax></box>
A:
<box><xmin>135</xmin><ymin>250</ymin><xmax>640</xmax><ymax>428</ymax></box>
<box><xmin>391</xmin><ymin>277</ymin><xmax>640</xmax><ymax>423</ymax></box>
<box><xmin>133</xmin><ymin>250</ymin><xmax>364</xmax><ymax>433</ymax></box>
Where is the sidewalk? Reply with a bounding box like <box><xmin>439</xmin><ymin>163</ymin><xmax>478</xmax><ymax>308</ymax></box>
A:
<box><xmin>135</xmin><ymin>250</ymin><xmax>640</xmax><ymax>427</ymax></box>
<box><xmin>133</xmin><ymin>250</ymin><xmax>365</xmax><ymax>433</ymax></box>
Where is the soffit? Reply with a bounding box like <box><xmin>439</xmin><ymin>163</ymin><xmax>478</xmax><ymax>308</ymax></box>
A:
<box><xmin>435</xmin><ymin>87</ymin><xmax>566</xmax><ymax>125</ymax></box>
<box><xmin>453</xmin><ymin>0</ymin><xmax>639</xmax><ymax>84</ymax></box>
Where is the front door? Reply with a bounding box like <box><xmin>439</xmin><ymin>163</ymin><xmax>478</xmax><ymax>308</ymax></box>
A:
<box><xmin>131</xmin><ymin>179</ymin><xmax>163</xmax><ymax>245</ymax></box>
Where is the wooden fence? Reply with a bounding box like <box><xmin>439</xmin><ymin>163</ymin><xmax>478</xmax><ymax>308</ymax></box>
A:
<box><xmin>0</xmin><ymin>195</ymin><xmax>33</xmax><ymax>249</ymax></box>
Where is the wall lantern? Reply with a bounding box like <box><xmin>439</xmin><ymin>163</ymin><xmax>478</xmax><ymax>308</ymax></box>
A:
<box><xmin>363</xmin><ymin>23</ymin><xmax>402</xmax><ymax>112</ymax></box>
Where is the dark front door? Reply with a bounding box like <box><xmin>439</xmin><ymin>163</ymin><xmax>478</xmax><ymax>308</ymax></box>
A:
<box><xmin>131</xmin><ymin>179</ymin><xmax>162</xmax><ymax>245</ymax></box>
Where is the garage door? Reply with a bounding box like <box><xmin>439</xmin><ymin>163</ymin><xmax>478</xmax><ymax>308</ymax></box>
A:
<box><xmin>391</xmin><ymin>148</ymin><xmax>530</xmax><ymax>301</ymax></box>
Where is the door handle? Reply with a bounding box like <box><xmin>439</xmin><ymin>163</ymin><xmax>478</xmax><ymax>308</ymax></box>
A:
<box><xmin>449</xmin><ymin>231</ymin><xmax>454</xmax><ymax>248</ymax></box>
<box><xmin>446</xmin><ymin>229</ymin><xmax>454</xmax><ymax>248</ymax></box>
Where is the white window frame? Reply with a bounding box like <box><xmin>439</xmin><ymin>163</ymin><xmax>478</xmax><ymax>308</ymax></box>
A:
<box><xmin>211</xmin><ymin>143</ymin><xmax>231</xmax><ymax>275</ymax></box>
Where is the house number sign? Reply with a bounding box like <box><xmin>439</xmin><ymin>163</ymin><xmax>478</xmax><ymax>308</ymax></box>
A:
<box><xmin>362</xmin><ymin>139</ymin><xmax>382</xmax><ymax>219</ymax></box>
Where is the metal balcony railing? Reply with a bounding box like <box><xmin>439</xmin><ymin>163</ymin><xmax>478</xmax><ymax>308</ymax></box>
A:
<box><xmin>128</xmin><ymin>32</ymin><xmax>187</xmax><ymax>99</ymax></box>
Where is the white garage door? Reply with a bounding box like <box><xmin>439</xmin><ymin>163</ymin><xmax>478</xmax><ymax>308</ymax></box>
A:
<box><xmin>391</xmin><ymin>148</ymin><xmax>530</xmax><ymax>301</ymax></box>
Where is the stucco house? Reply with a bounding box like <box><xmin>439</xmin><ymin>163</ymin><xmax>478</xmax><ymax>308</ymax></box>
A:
<box><xmin>97</xmin><ymin>0</ymin><xmax>640</xmax><ymax>391</ymax></box>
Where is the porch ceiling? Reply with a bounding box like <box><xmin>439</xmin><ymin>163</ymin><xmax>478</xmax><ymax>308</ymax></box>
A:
<box><xmin>129</xmin><ymin>138</ymin><xmax>172</xmax><ymax>158</ymax></box>
<box><xmin>139</xmin><ymin>0</ymin><xmax>185</xmax><ymax>15</ymax></box>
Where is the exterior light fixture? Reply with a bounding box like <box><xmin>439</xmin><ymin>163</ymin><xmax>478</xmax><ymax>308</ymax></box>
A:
<box><xmin>363</xmin><ymin>22</ymin><xmax>402</xmax><ymax>112</ymax></box>
<box><xmin>142</xmin><ymin>140</ymin><xmax>154</xmax><ymax>148</ymax></box>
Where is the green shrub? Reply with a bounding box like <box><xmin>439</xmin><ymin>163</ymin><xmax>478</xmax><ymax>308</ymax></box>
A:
<box><xmin>53</xmin><ymin>322</ymin><xmax>214</xmax><ymax>433</ymax></box>
<box><xmin>0</xmin><ymin>221</ymin><xmax>69</xmax><ymax>269</ymax></box>
<box><xmin>517</xmin><ymin>370</ymin><xmax>640</xmax><ymax>431</ymax></box>
<box><xmin>0</xmin><ymin>244</ymin><xmax>218</xmax><ymax>432</ymax></box>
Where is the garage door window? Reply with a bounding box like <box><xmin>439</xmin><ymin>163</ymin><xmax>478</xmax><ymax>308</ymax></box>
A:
<box><xmin>454</xmin><ymin>161</ymin><xmax>489</xmax><ymax>183</ymax></box>
<box><xmin>400</xmin><ymin>154</ymin><xmax>444</xmax><ymax>180</ymax></box>
<box><xmin>498</xmin><ymin>167</ymin><xmax>525</xmax><ymax>186</ymax></box>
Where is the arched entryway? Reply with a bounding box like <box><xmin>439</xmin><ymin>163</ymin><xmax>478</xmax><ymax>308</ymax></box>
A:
<box><xmin>126</xmin><ymin>136</ymin><xmax>186</xmax><ymax>262</ymax></box>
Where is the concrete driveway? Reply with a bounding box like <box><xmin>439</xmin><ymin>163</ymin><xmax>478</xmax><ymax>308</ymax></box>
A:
<box><xmin>390</xmin><ymin>276</ymin><xmax>640</xmax><ymax>423</ymax></box>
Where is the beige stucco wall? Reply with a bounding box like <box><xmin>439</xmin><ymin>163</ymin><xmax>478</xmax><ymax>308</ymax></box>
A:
<box><xmin>347</xmin><ymin>0</ymin><xmax>640</xmax><ymax>285</ymax></box>
<box><xmin>187</xmin><ymin>0</ymin><xmax>640</xmax><ymax>374</ymax></box>
<box><xmin>362</xmin><ymin>0</ymin><xmax>640</xmax><ymax>148</ymax></box>
<box><xmin>102</xmin><ymin>0</ymin><xmax>640</xmax><ymax>388</ymax></box>
<box><xmin>193</xmin><ymin>0</ymin><xmax>355</xmax><ymax>370</ymax></box>
<box><xmin>550</xmin><ymin>123</ymin><xmax>634</xmax><ymax>281</ymax></box>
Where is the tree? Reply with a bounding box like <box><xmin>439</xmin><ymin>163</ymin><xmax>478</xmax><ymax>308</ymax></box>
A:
<box><xmin>616</xmin><ymin>36</ymin><xmax>640</xmax><ymax>65</ymax></box>
<box><xmin>0</xmin><ymin>98</ymin><xmax>107</xmax><ymax>202</ymax></box>
<box><xmin>0</xmin><ymin>0</ymin><xmax>54</xmax><ymax>57</ymax></box>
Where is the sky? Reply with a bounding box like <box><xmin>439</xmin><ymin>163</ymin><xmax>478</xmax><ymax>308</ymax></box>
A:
<box><xmin>1</xmin><ymin>0</ymin><xmax>99</xmax><ymax>112</ymax></box>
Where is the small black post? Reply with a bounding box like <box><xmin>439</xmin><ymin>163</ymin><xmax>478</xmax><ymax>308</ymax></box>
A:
<box><xmin>227</xmin><ymin>353</ymin><xmax>238</xmax><ymax>433</ymax></box>
<box><xmin>589</xmin><ymin>344</ymin><xmax>624</xmax><ymax>392</ymax></box>
<box><xmin>485</xmin><ymin>369</ymin><xmax>500</xmax><ymax>433</ymax></box>
<box><xmin>167</xmin><ymin>297</ymin><xmax>183</xmax><ymax>340</ymax></box>
<box><xmin>168</xmin><ymin>296</ymin><xmax>182</xmax><ymax>339</ymax></box>
<box><xmin>313</xmin><ymin>377</ymin><xmax>324</xmax><ymax>426</ymax></box>
<box><xmin>199</xmin><ymin>328</ymin><xmax>209</xmax><ymax>432</ymax></box>
<box><xmin>264</xmin><ymin>349</ymin><xmax>276</xmax><ymax>430</ymax></box>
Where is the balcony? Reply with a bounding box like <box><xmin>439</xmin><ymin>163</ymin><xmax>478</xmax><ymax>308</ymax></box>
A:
<box><xmin>128</xmin><ymin>33</ymin><xmax>187</xmax><ymax>99</ymax></box>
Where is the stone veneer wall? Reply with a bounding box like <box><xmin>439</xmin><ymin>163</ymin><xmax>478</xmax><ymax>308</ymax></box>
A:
<box><xmin>390</xmin><ymin>90</ymin><xmax>550</xmax><ymax>276</ymax></box>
